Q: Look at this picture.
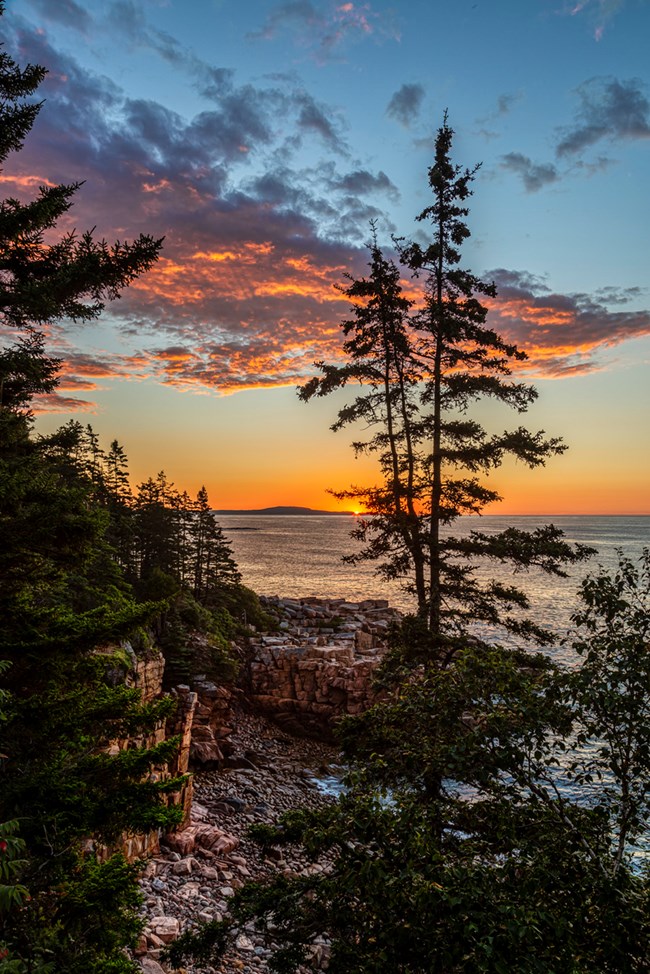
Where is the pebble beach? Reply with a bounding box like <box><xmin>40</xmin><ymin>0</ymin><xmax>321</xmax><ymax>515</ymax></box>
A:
<box><xmin>137</xmin><ymin>704</ymin><xmax>338</xmax><ymax>973</ymax></box>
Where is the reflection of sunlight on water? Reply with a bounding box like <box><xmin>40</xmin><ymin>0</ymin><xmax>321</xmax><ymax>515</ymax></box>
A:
<box><xmin>221</xmin><ymin>514</ymin><xmax>649</xmax><ymax>666</ymax></box>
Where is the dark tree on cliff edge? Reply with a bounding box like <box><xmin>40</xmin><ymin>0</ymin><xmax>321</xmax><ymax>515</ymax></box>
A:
<box><xmin>0</xmin><ymin>16</ymin><xmax>183</xmax><ymax>973</ymax></box>
<box><xmin>302</xmin><ymin>117</ymin><xmax>591</xmax><ymax>655</ymax></box>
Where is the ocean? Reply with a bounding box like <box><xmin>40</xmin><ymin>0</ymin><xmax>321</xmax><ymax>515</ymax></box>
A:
<box><xmin>219</xmin><ymin>514</ymin><xmax>650</xmax><ymax>662</ymax></box>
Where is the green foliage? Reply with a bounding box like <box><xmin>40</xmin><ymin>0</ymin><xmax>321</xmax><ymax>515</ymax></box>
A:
<box><xmin>0</xmin><ymin>21</ymin><xmax>185</xmax><ymax>973</ymax></box>
<box><xmin>4</xmin><ymin>854</ymin><xmax>144</xmax><ymax>974</ymax></box>
<box><xmin>165</xmin><ymin>919</ymin><xmax>229</xmax><ymax>968</ymax></box>
<box><xmin>567</xmin><ymin>549</ymin><xmax>650</xmax><ymax>870</ymax></box>
<box><xmin>128</xmin><ymin>474</ymin><xmax>241</xmax><ymax>601</ymax></box>
<box><xmin>220</xmin><ymin>794</ymin><xmax>648</xmax><ymax>974</ymax></box>
<box><xmin>209</xmin><ymin>583</ymin><xmax>277</xmax><ymax>633</ymax></box>
<box><xmin>158</xmin><ymin>589</ymin><xmax>239</xmax><ymax>685</ymax></box>
<box><xmin>0</xmin><ymin>822</ymin><xmax>28</xmax><ymax>917</ymax></box>
<box><xmin>174</xmin><ymin>552</ymin><xmax>650</xmax><ymax>973</ymax></box>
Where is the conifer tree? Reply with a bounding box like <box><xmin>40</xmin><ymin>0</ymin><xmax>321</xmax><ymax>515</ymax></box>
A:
<box><xmin>0</xmin><ymin>17</ymin><xmax>179</xmax><ymax>972</ymax></box>
<box><xmin>299</xmin><ymin>227</ymin><xmax>426</xmax><ymax>606</ymax></box>
<box><xmin>303</xmin><ymin>118</ymin><xmax>591</xmax><ymax>654</ymax></box>
<box><xmin>132</xmin><ymin>472</ymin><xmax>180</xmax><ymax>586</ymax></box>
<box><xmin>103</xmin><ymin>439</ymin><xmax>136</xmax><ymax>573</ymax></box>
<box><xmin>0</xmin><ymin>22</ymin><xmax>161</xmax><ymax>336</ymax></box>
<box><xmin>191</xmin><ymin>485</ymin><xmax>241</xmax><ymax>602</ymax></box>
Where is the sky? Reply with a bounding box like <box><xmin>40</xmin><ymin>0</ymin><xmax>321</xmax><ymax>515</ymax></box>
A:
<box><xmin>2</xmin><ymin>0</ymin><xmax>649</xmax><ymax>514</ymax></box>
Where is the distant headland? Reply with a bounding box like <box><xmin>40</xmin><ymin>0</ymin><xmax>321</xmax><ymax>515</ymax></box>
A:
<box><xmin>213</xmin><ymin>505</ymin><xmax>356</xmax><ymax>516</ymax></box>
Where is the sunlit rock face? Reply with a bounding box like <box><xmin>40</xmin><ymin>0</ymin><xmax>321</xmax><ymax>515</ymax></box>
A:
<box><xmin>185</xmin><ymin>679</ymin><xmax>236</xmax><ymax>768</ymax></box>
<box><xmin>247</xmin><ymin>596</ymin><xmax>401</xmax><ymax>737</ymax></box>
<box><xmin>95</xmin><ymin>646</ymin><xmax>199</xmax><ymax>862</ymax></box>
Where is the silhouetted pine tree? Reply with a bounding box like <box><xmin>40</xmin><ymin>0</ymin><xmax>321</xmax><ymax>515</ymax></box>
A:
<box><xmin>0</xmin><ymin>18</ymin><xmax>179</xmax><ymax>972</ymax></box>
<box><xmin>302</xmin><ymin>118</ymin><xmax>592</xmax><ymax>657</ymax></box>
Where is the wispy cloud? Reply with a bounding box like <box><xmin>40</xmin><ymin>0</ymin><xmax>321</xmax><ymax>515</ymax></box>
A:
<box><xmin>500</xmin><ymin>153</ymin><xmax>559</xmax><ymax>192</ymax></box>
<box><xmin>386</xmin><ymin>83</ymin><xmax>425</xmax><ymax>128</ymax></box>
<box><xmin>500</xmin><ymin>75</ymin><xmax>648</xmax><ymax>191</ymax></box>
<box><xmin>475</xmin><ymin>91</ymin><xmax>524</xmax><ymax>140</ymax></box>
<box><xmin>25</xmin><ymin>0</ymin><xmax>93</xmax><ymax>33</ymax></box>
<box><xmin>556</xmin><ymin>76</ymin><xmax>650</xmax><ymax>156</ymax></box>
<box><xmin>247</xmin><ymin>1</ymin><xmax>398</xmax><ymax>63</ymax></box>
<box><xmin>565</xmin><ymin>0</ymin><xmax>630</xmax><ymax>40</ymax></box>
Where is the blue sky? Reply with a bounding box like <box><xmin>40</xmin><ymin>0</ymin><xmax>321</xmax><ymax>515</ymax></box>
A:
<box><xmin>3</xmin><ymin>0</ymin><xmax>649</xmax><ymax>511</ymax></box>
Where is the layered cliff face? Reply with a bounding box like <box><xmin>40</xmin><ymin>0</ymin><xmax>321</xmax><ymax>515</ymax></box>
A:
<box><xmin>246</xmin><ymin>596</ymin><xmax>400</xmax><ymax>737</ymax></box>
<box><xmin>95</xmin><ymin>649</ymin><xmax>199</xmax><ymax>861</ymax></box>
<box><xmin>95</xmin><ymin>646</ymin><xmax>237</xmax><ymax>860</ymax></box>
<box><xmin>101</xmin><ymin>598</ymin><xmax>398</xmax><ymax>861</ymax></box>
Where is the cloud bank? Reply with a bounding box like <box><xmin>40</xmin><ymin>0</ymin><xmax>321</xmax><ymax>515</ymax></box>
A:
<box><xmin>4</xmin><ymin>9</ymin><xmax>649</xmax><ymax>412</ymax></box>
<box><xmin>386</xmin><ymin>83</ymin><xmax>425</xmax><ymax>127</ymax></box>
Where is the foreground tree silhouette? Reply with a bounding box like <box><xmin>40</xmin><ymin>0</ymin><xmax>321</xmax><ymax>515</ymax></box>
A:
<box><xmin>299</xmin><ymin>227</ymin><xmax>427</xmax><ymax>603</ymax></box>
<box><xmin>302</xmin><ymin>118</ymin><xmax>590</xmax><ymax>653</ymax></box>
<box><xmin>169</xmin><ymin>551</ymin><xmax>650</xmax><ymax>974</ymax></box>
<box><xmin>0</xmin><ymin>16</ymin><xmax>183</xmax><ymax>973</ymax></box>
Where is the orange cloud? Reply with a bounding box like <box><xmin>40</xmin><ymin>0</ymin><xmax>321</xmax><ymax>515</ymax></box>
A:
<box><xmin>142</xmin><ymin>178</ymin><xmax>173</xmax><ymax>193</ymax></box>
<box><xmin>33</xmin><ymin>392</ymin><xmax>97</xmax><ymax>414</ymax></box>
<box><xmin>130</xmin><ymin>245</ymin><xmax>350</xmax><ymax>310</ymax></box>
<box><xmin>0</xmin><ymin>173</ymin><xmax>57</xmax><ymax>190</ymax></box>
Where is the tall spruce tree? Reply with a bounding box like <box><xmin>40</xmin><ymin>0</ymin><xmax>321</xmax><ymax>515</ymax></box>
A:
<box><xmin>0</xmin><ymin>18</ymin><xmax>182</xmax><ymax>973</ymax></box>
<box><xmin>299</xmin><ymin>226</ymin><xmax>427</xmax><ymax>607</ymax></box>
<box><xmin>191</xmin><ymin>485</ymin><xmax>241</xmax><ymax>603</ymax></box>
<box><xmin>302</xmin><ymin>118</ymin><xmax>591</xmax><ymax>654</ymax></box>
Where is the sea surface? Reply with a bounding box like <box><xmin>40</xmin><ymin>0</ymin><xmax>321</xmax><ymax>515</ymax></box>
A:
<box><xmin>219</xmin><ymin>514</ymin><xmax>650</xmax><ymax>663</ymax></box>
<box><xmin>222</xmin><ymin>514</ymin><xmax>650</xmax><ymax>849</ymax></box>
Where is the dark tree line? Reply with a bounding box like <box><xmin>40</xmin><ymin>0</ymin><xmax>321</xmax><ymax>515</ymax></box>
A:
<box><xmin>0</xmin><ymin>18</ymin><xmax>244</xmax><ymax>972</ymax></box>
<box><xmin>55</xmin><ymin>422</ymin><xmax>241</xmax><ymax>603</ymax></box>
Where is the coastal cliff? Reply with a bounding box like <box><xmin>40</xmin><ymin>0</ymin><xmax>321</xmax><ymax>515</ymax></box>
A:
<box><xmin>115</xmin><ymin>597</ymin><xmax>399</xmax><ymax>973</ymax></box>
<box><xmin>247</xmin><ymin>595</ymin><xmax>400</xmax><ymax>735</ymax></box>
<box><xmin>113</xmin><ymin>595</ymin><xmax>398</xmax><ymax>862</ymax></box>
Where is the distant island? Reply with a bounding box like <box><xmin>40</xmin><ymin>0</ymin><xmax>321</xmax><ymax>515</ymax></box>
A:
<box><xmin>213</xmin><ymin>505</ymin><xmax>356</xmax><ymax>516</ymax></box>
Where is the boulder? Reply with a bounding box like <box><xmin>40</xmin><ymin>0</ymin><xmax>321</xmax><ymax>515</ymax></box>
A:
<box><xmin>165</xmin><ymin>823</ymin><xmax>239</xmax><ymax>856</ymax></box>
<box><xmin>139</xmin><ymin>959</ymin><xmax>167</xmax><ymax>974</ymax></box>
<box><xmin>147</xmin><ymin>916</ymin><xmax>179</xmax><ymax>943</ymax></box>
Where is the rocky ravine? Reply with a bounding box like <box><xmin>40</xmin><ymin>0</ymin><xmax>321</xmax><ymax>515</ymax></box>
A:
<box><xmin>134</xmin><ymin>596</ymin><xmax>400</xmax><ymax>974</ymax></box>
<box><xmin>136</xmin><ymin>705</ymin><xmax>337</xmax><ymax>974</ymax></box>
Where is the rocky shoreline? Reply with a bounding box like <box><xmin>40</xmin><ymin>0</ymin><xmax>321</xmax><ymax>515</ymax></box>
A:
<box><xmin>132</xmin><ymin>595</ymin><xmax>402</xmax><ymax>973</ymax></box>
<box><xmin>136</xmin><ymin>704</ymin><xmax>338</xmax><ymax>973</ymax></box>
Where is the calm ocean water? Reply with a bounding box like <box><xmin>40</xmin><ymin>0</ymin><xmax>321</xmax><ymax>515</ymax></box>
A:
<box><xmin>220</xmin><ymin>515</ymin><xmax>650</xmax><ymax>661</ymax></box>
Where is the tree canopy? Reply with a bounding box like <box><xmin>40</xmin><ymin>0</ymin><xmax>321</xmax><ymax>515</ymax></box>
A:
<box><xmin>171</xmin><ymin>550</ymin><xmax>650</xmax><ymax>974</ymax></box>
<box><xmin>0</xmin><ymin>21</ymin><xmax>203</xmax><ymax>972</ymax></box>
